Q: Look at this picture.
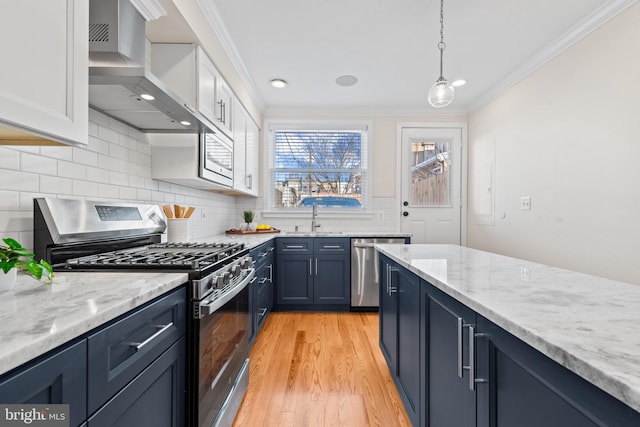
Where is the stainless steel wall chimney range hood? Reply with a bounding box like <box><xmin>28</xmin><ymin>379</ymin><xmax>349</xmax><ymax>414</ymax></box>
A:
<box><xmin>89</xmin><ymin>0</ymin><xmax>214</xmax><ymax>133</ymax></box>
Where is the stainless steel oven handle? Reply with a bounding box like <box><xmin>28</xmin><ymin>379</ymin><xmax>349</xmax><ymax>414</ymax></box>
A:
<box><xmin>199</xmin><ymin>268</ymin><xmax>255</xmax><ymax>317</ymax></box>
<box><xmin>131</xmin><ymin>322</ymin><xmax>174</xmax><ymax>351</ymax></box>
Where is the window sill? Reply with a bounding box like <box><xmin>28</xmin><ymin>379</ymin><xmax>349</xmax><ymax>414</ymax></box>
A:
<box><xmin>262</xmin><ymin>209</ymin><xmax>374</xmax><ymax>219</ymax></box>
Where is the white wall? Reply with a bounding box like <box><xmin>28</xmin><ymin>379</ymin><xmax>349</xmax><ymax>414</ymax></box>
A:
<box><xmin>239</xmin><ymin>113</ymin><xmax>465</xmax><ymax>233</ymax></box>
<box><xmin>467</xmin><ymin>2</ymin><xmax>640</xmax><ymax>284</ymax></box>
<box><xmin>0</xmin><ymin>109</ymin><xmax>238</xmax><ymax>250</ymax></box>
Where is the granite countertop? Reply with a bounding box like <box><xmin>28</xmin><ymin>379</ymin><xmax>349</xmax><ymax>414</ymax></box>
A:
<box><xmin>375</xmin><ymin>243</ymin><xmax>640</xmax><ymax>413</ymax></box>
<box><xmin>0</xmin><ymin>271</ymin><xmax>188</xmax><ymax>376</ymax></box>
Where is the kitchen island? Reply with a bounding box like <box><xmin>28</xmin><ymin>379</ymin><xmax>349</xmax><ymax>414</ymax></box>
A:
<box><xmin>376</xmin><ymin>243</ymin><xmax>640</xmax><ymax>426</ymax></box>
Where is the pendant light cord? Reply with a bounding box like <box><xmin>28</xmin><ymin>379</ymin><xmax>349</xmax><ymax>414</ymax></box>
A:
<box><xmin>438</xmin><ymin>0</ymin><xmax>446</xmax><ymax>79</ymax></box>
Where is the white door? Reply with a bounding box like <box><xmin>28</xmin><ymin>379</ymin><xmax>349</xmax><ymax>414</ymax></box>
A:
<box><xmin>400</xmin><ymin>127</ymin><xmax>463</xmax><ymax>244</ymax></box>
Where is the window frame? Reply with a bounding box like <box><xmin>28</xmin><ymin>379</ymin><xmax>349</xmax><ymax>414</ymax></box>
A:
<box><xmin>263</xmin><ymin>119</ymin><xmax>373</xmax><ymax>217</ymax></box>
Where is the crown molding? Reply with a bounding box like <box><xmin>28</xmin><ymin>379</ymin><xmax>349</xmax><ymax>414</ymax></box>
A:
<box><xmin>195</xmin><ymin>0</ymin><xmax>265</xmax><ymax>112</ymax></box>
<box><xmin>467</xmin><ymin>0</ymin><xmax>638</xmax><ymax>113</ymax></box>
<box><xmin>129</xmin><ymin>0</ymin><xmax>166</xmax><ymax>21</ymax></box>
<box><xmin>263</xmin><ymin>105</ymin><xmax>468</xmax><ymax>118</ymax></box>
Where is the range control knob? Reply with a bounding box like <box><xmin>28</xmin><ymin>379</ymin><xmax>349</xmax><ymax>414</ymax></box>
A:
<box><xmin>213</xmin><ymin>274</ymin><xmax>224</xmax><ymax>289</ymax></box>
<box><xmin>222</xmin><ymin>271</ymin><xmax>231</xmax><ymax>285</ymax></box>
<box><xmin>231</xmin><ymin>264</ymin><xmax>241</xmax><ymax>277</ymax></box>
<box><xmin>241</xmin><ymin>257</ymin><xmax>252</xmax><ymax>269</ymax></box>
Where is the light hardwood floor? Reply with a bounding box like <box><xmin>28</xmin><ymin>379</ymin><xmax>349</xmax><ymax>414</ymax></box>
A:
<box><xmin>233</xmin><ymin>312</ymin><xmax>411</xmax><ymax>427</ymax></box>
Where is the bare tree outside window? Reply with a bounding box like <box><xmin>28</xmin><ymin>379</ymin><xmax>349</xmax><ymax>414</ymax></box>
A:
<box><xmin>273</xmin><ymin>130</ymin><xmax>366</xmax><ymax>208</ymax></box>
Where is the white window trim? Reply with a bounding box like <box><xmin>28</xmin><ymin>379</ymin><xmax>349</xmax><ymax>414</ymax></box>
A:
<box><xmin>263</xmin><ymin>119</ymin><xmax>373</xmax><ymax>217</ymax></box>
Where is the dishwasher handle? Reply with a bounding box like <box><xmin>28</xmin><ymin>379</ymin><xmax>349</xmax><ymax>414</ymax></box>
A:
<box><xmin>352</xmin><ymin>242</ymin><xmax>376</xmax><ymax>249</ymax></box>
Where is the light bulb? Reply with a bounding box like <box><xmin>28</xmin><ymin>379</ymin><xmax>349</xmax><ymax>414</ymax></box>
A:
<box><xmin>428</xmin><ymin>78</ymin><xmax>455</xmax><ymax>108</ymax></box>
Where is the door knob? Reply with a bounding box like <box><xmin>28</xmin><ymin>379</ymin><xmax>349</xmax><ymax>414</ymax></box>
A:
<box><xmin>403</xmin><ymin>211</ymin><xmax>409</xmax><ymax>217</ymax></box>
<box><xmin>403</xmin><ymin>201</ymin><xmax>409</xmax><ymax>206</ymax></box>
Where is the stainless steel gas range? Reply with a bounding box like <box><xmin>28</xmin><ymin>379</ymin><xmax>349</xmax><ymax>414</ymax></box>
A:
<box><xmin>34</xmin><ymin>197</ymin><xmax>254</xmax><ymax>427</ymax></box>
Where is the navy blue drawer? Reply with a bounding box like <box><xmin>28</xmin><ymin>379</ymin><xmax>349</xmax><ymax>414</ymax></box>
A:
<box><xmin>277</xmin><ymin>238</ymin><xmax>313</xmax><ymax>254</ymax></box>
<box><xmin>87</xmin><ymin>286</ymin><xmax>186</xmax><ymax>414</ymax></box>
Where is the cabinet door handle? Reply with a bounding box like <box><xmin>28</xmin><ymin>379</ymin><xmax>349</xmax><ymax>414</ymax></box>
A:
<box><xmin>388</xmin><ymin>267</ymin><xmax>398</xmax><ymax>294</ymax></box>
<box><xmin>315</xmin><ymin>258</ymin><xmax>318</xmax><ymax>275</ymax></box>
<box><xmin>309</xmin><ymin>258</ymin><xmax>312</xmax><ymax>276</ymax></box>
<box><xmin>267</xmin><ymin>264</ymin><xmax>273</xmax><ymax>283</ymax></box>
<box><xmin>464</xmin><ymin>325</ymin><xmax>488</xmax><ymax>391</ymax></box>
<box><xmin>457</xmin><ymin>317</ymin><xmax>464</xmax><ymax>378</ymax></box>
<box><xmin>386</xmin><ymin>264</ymin><xmax>391</xmax><ymax>295</ymax></box>
<box><xmin>132</xmin><ymin>322</ymin><xmax>174</xmax><ymax>351</ymax></box>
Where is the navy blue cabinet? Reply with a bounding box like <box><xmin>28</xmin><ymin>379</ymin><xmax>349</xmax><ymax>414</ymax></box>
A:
<box><xmin>379</xmin><ymin>260</ymin><xmax>640</xmax><ymax>427</ymax></box>
<box><xmin>0</xmin><ymin>286</ymin><xmax>187</xmax><ymax>427</ymax></box>
<box><xmin>379</xmin><ymin>254</ymin><xmax>420</xmax><ymax>425</ymax></box>
<box><xmin>87</xmin><ymin>337</ymin><xmax>185</xmax><ymax>427</ymax></box>
<box><xmin>249</xmin><ymin>240</ymin><xmax>275</xmax><ymax>345</ymax></box>
<box><xmin>276</xmin><ymin>238</ymin><xmax>350</xmax><ymax>310</ymax></box>
<box><xmin>379</xmin><ymin>255</ymin><xmax>397</xmax><ymax>372</ymax></box>
<box><xmin>423</xmin><ymin>285</ymin><xmax>477</xmax><ymax>427</ymax></box>
<box><xmin>0</xmin><ymin>341</ymin><xmax>87</xmax><ymax>427</ymax></box>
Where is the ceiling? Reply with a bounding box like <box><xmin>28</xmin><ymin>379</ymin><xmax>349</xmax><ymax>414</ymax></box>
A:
<box><xmin>156</xmin><ymin>0</ymin><xmax>633</xmax><ymax>115</ymax></box>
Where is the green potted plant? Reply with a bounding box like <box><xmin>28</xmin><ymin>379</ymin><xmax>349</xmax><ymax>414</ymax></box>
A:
<box><xmin>242</xmin><ymin>210</ymin><xmax>257</xmax><ymax>231</ymax></box>
<box><xmin>0</xmin><ymin>238</ymin><xmax>54</xmax><ymax>291</ymax></box>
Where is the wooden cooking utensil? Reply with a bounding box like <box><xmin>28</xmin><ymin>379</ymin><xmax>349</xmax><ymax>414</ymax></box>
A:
<box><xmin>162</xmin><ymin>205</ymin><xmax>174</xmax><ymax>218</ymax></box>
<box><xmin>174</xmin><ymin>204</ymin><xmax>182</xmax><ymax>218</ymax></box>
<box><xmin>184</xmin><ymin>207</ymin><xmax>195</xmax><ymax>218</ymax></box>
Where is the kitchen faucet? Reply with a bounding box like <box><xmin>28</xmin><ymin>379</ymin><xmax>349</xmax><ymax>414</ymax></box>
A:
<box><xmin>311</xmin><ymin>202</ymin><xmax>321</xmax><ymax>232</ymax></box>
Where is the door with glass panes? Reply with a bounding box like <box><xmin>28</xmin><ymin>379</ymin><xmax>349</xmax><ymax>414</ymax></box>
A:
<box><xmin>400</xmin><ymin>127</ymin><xmax>463</xmax><ymax>244</ymax></box>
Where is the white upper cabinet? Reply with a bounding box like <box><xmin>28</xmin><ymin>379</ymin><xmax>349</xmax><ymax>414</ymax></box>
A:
<box><xmin>0</xmin><ymin>0</ymin><xmax>88</xmax><ymax>146</ymax></box>
<box><xmin>232</xmin><ymin>102</ymin><xmax>259</xmax><ymax>197</ymax></box>
<box><xmin>151</xmin><ymin>43</ymin><xmax>233</xmax><ymax>138</ymax></box>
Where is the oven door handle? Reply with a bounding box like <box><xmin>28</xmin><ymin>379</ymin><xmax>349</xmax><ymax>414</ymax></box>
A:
<box><xmin>198</xmin><ymin>268</ymin><xmax>255</xmax><ymax>318</ymax></box>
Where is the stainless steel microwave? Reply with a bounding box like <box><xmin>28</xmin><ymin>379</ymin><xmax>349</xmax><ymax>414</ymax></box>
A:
<box><xmin>200</xmin><ymin>130</ymin><xmax>233</xmax><ymax>187</ymax></box>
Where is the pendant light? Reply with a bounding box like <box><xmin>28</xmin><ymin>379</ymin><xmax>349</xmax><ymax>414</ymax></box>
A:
<box><xmin>428</xmin><ymin>0</ymin><xmax>454</xmax><ymax>108</ymax></box>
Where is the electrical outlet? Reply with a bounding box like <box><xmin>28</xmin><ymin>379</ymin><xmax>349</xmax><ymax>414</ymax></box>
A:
<box><xmin>520</xmin><ymin>196</ymin><xmax>531</xmax><ymax>210</ymax></box>
<box><xmin>521</xmin><ymin>267</ymin><xmax>530</xmax><ymax>281</ymax></box>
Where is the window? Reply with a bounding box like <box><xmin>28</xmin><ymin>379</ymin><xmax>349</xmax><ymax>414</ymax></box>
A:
<box><xmin>268</xmin><ymin>122</ymin><xmax>369</xmax><ymax>210</ymax></box>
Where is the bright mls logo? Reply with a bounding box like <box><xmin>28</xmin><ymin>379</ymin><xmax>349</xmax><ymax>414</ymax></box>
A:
<box><xmin>0</xmin><ymin>405</ymin><xmax>69</xmax><ymax>427</ymax></box>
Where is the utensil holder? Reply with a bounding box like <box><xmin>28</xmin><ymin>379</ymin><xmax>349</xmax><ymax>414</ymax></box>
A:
<box><xmin>167</xmin><ymin>218</ymin><xmax>190</xmax><ymax>243</ymax></box>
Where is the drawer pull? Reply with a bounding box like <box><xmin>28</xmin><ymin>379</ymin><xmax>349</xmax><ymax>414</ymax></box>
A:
<box><xmin>269</xmin><ymin>247</ymin><xmax>275</xmax><ymax>252</ymax></box>
<box><xmin>323</xmin><ymin>245</ymin><xmax>342</xmax><ymax>249</ymax></box>
<box><xmin>287</xmin><ymin>245</ymin><xmax>305</xmax><ymax>249</ymax></box>
<box><xmin>259</xmin><ymin>277</ymin><xmax>268</xmax><ymax>284</ymax></box>
<box><xmin>260</xmin><ymin>252</ymin><xmax>268</xmax><ymax>258</ymax></box>
<box><xmin>258</xmin><ymin>308</ymin><xmax>268</xmax><ymax>316</ymax></box>
<box><xmin>132</xmin><ymin>322</ymin><xmax>174</xmax><ymax>351</ymax></box>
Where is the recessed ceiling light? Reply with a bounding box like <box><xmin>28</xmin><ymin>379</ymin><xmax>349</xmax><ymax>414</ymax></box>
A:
<box><xmin>336</xmin><ymin>75</ymin><xmax>358</xmax><ymax>87</ymax></box>
<box><xmin>140</xmin><ymin>93</ymin><xmax>155</xmax><ymax>101</ymax></box>
<box><xmin>451</xmin><ymin>80</ymin><xmax>466</xmax><ymax>87</ymax></box>
<box><xmin>270</xmin><ymin>79</ymin><xmax>288</xmax><ymax>88</ymax></box>
<box><xmin>180</xmin><ymin>121</ymin><xmax>191</xmax><ymax>126</ymax></box>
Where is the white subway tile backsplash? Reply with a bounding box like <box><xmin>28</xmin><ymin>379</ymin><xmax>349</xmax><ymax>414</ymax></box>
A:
<box><xmin>0</xmin><ymin>148</ymin><xmax>20</xmax><ymax>170</ymax></box>
<box><xmin>89</xmin><ymin>109</ymin><xmax>110</xmax><ymax>126</ymax></box>
<box><xmin>97</xmin><ymin>125</ymin><xmax>120</xmax><ymax>144</ymax></box>
<box><xmin>109</xmin><ymin>144</ymin><xmax>129</xmax><ymax>161</ymax></box>
<box><xmin>72</xmin><ymin>181</ymin><xmax>98</xmax><ymax>197</ymax></box>
<box><xmin>58</xmin><ymin>160</ymin><xmax>86</xmax><ymax>180</ymax></box>
<box><xmin>19</xmin><ymin>192</ymin><xmax>48</xmax><ymax>210</ymax></box>
<box><xmin>109</xmin><ymin>171</ymin><xmax>128</xmax><ymax>186</ymax></box>
<box><xmin>20</xmin><ymin>152</ymin><xmax>57</xmax><ymax>176</ymax></box>
<box><xmin>136</xmin><ymin>188</ymin><xmax>151</xmax><ymax>200</ymax></box>
<box><xmin>40</xmin><ymin>176</ymin><xmax>73</xmax><ymax>195</ymax></box>
<box><xmin>0</xmin><ymin>211</ymin><xmax>32</xmax><ymax>233</ymax></box>
<box><xmin>72</xmin><ymin>147</ymin><xmax>98</xmax><ymax>167</ymax></box>
<box><xmin>98</xmin><ymin>183</ymin><xmax>120</xmax><ymax>199</ymax></box>
<box><xmin>144</xmin><ymin>178</ymin><xmax>158</xmax><ymax>190</ymax></box>
<box><xmin>88</xmin><ymin>121</ymin><xmax>99</xmax><ymax>137</ymax></box>
<box><xmin>107</xmin><ymin>118</ymin><xmax>129</xmax><ymax>135</ymax></box>
<box><xmin>119</xmin><ymin>186</ymin><xmax>137</xmax><ymax>200</ymax></box>
<box><xmin>88</xmin><ymin>136</ymin><xmax>110</xmax><ymax>155</ymax></box>
<box><xmin>86</xmin><ymin>166</ymin><xmax>110</xmax><ymax>184</ymax></box>
<box><xmin>136</xmin><ymin>140</ymin><xmax>152</xmax><ymax>155</ymax></box>
<box><xmin>0</xmin><ymin>190</ymin><xmax>19</xmax><ymax>210</ymax></box>
<box><xmin>40</xmin><ymin>146</ymin><xmax>73</xmax><ymax>161</ymax></box>
<box><xmin>98</xmin><ymin>154</ymin><xmax>119</xmax><ymax>171</ymax></box>
<box><xmin>0</xmin><ymin>169</ymin><xmax>39</xmax><ymax>192</ymax></box>
<box><xmin>128</xmin><ymin>175</ymin><xmax>145</xmax><ymax>189</ymax></box>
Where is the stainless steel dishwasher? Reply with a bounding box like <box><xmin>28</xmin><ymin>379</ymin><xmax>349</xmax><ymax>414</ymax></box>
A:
<box><xmin>351</xmin><ymin>237</ymin><xmax>407</xmax><ymax>309</ymax></box>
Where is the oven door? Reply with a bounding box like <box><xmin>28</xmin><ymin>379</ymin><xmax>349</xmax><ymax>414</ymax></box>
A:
<box><xmin>200</xmin><ymin>130</ymin><xmax>233</xmax><ymax>188</ymax></box>
<box><xmin>194</xmin><ymin>269</ymin><xmax>254</xmax><ymax>427</ymax></box>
